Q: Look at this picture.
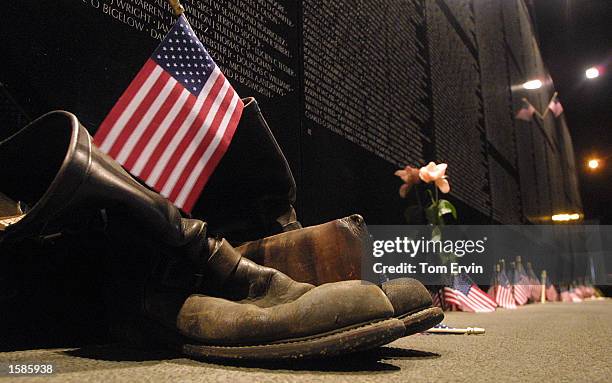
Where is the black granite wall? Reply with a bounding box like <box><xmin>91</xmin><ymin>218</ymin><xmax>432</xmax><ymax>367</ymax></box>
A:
<box><xmin>0</xmin><ymin>0</ymin><xmax>582</xmax><ymax>225</ymax></box>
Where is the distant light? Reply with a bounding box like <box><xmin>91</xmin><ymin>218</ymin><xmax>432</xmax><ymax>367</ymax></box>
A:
<box><xmin>552</xmin><ymin>213</ymin><xmax>581</xmax><ymax>222</ymax></box>
<box><xmin>588</xmin><ymin>159</ymin><xmax>600</xmax><ymax>169</ymax></box>
<box><xmin>522</xmin><ymin>79</ymin><xmax>543</xmax><ymax>90</ymax></box>
<box><xmin>585</xmin><ymin>67</ymin><xmax>600</xmax><ymax>79</ymax></box>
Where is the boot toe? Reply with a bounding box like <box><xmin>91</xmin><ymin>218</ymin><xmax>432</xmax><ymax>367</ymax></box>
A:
<box><xmin>176</xmin><ymin>280</ymin><xmax>395</xmax><ymax>345</ymax></box>
<box><xmin>381</xmin><ymin>278</ymin><xmax>433</xmax><ymax>316</ymax></box>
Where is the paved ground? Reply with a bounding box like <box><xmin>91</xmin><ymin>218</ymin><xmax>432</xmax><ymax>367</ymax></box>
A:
<box><xmin>0</xmin><ymin>300</ymin><xmax>610</xmax><ymax>382</ymax></box>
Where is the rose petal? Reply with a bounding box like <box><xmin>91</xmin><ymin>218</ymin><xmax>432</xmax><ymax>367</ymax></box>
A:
<box><xmin>399</xmin><ymin>183</ymin><xmax>411</xmax><ymax>198</ymax></box>
<box><xmin>396</xmin><ymin>170</ymin><xmax>412</xmax><ymax>184</ymax></box>
<box><xmin>395</xmin><ymin>169</ymin><xmax>407</xmax><ymax>180</ymax></box>
<box><xmin>436</xmin><ymin>178</ymin><xmax>450</xmax><ymax>193</ymax></box>
<box><xmin>429</xmin><ymin>164</ymin><xmax>446</xmax><ymax>180</ymax></box>
<box><xmin>419</xmin><ymin>162</ymin><xmax>448</xmax><ymax>182</ymax></box>
<box><xmin>429</xmin><ymin>169</ymin><xmax>443</xmax><ymax>179</ymax></box>
<box><xmin>433</xmin><ymin>164</ymin><xmax>447</xmax><ymax>179</ymax></box>
<box><xmin>419</xmin><ymin>167</ymin><xmax>434</xmax><ymax>183</ymax></box>
<box><xmin>407</xmin><ymin>167</ymin><xmax>420</xmax><ymax>183</ymax></box>
<box><xmin>397</xmin><ymin>167</ymin><xmax>419</xmax><ymax>184</ymax></box>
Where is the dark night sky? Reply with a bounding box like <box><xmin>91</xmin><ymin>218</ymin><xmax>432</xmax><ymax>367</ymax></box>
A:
<box><xmin>532</xmin><ymin>0</ymin><xmax>611</xmax><ymax>223</ymax></box>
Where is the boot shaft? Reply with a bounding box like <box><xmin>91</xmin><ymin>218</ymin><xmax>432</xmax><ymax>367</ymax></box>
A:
<box><xmin>0</xmin><ymin>111</ymin><xmax>198</xmax><ymax>252</ymax></box>
<box><xmin>0</xmin><ymin>111</ymin><xmax>89</xmax><ymax>238</ymax></box>
<box><xmin>237</xmin><ymin>214</ymin><xmax>368</xmax><ymax>285</ymax></box>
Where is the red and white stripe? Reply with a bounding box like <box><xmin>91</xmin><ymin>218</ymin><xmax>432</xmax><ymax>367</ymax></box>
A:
<box><xmin>513</xmin><ymin>283</ymin><xmax>530</xmax><ymax>306</ymax></box>
<box><xmin>569</xmin><ymin>288</ymin><xmax>583</xmax><ymax>302</ymax></box>
<box><xmin>494</xmin><ymin>285</ymin><xmax>517</xmax><ymax>309</ymax></box>
<box><xmin>530</xmin><ymin>282</ymin><xmax>542</xmax><ymax>302</ymax></box>
<box><xmin>560</xmin><ymin>290</ymin><xmax>570</xmax><ymax>302</ymax></box>
<box><xmin>545</xmin><ymin>285</ymin><xmax>558</xmax><ymax>302</ymax></box>
<box><xmin>94</xmin><ymin>59</ymin><xmax>243</xmax><ymax>212</ymax></box>
<box><xmin>431</xmin><ymin>290</ymin><xmax>442</xmax><ymax>308</ymax></box>
<box><xmin>443</xmin><ymin>285</ymin><xmax>496</xmax><ymax>313</ymax></box>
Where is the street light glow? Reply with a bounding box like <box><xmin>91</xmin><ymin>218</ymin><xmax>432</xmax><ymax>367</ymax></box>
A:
<box><xmin>522</xmin><ymin>79</ymin><xmax>543</xmax><ymax>90</ymax></box>
<box><xmin>585</xmin><ymin>67</ymin><xmax>600</xmax><ymax>79</ymax></box>
<box><xmin>588</xmin><ymin>159</ymin><xmax>600</xmax><ymax>169</ymax></box>
<box><xmin>552</xmin><ymin>213</ymin><xmax>581</xmax><ymax>222</ymax></box>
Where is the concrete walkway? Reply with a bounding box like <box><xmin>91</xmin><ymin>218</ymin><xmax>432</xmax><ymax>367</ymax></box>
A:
<box><xmin>1</xmin><ymin>300</ymin><xmax>610</xmax><ymax>382</ymax></box>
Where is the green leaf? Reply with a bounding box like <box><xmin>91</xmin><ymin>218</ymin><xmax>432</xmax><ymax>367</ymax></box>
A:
<box><xmin>437</xmin><ymin>199</ymin><xmax>457</xmax><ymax>220</ymax></box>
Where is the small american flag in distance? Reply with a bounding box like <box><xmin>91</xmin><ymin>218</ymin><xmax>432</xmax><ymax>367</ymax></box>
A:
<box><xmin>513</xmin><ymin>270</ymin><xmax>531</xmax><ymax>306</ymax></box>
<box><xmin>94</xmin><ymin>15</ymin><xmax>244</xmax><ymax>212</ymax></box>
<box><xmin>494</xmin><ymin>267</ymin><xmax>516</xmax><ymax>309</ymax></box>
<box><xmin>443</xmin><ymin>273</ymin><xmax>496</xmax><ymax>313</ymax></box>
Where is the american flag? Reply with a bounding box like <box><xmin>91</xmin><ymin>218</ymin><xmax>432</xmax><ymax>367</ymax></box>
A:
<box><xmin>560</xmin><ymin>286</ymin><xmax>582</xmax><ymax>303</ymax></box>
<box><xmin>560</xmin><ymin>287</ymin><xmax>581</xmax><ymax>303</ymax></box>
<box><xmin>94</xmin><ymin>15</ymin><xmax>244</xmax><ymax>212</ymax></box>
<box><xmin>512</xmin><ymin>263</ymin><xmax>530</xmax><ymax>306</ymax></box>
<box><xmin>548</xmin><ymin>96</ymin><xmax>564</xmax><ymax>117</ymax></box>
<box><xmin>582</xmin><ymin>285</ymin><xmax>594</xmax><ymax>299</ymax></box>
<box><xmin>443</xmin><ymin>274</ymin><xmax>496</xmax><ymax>313</ymax></box>
<box><xmin>526</xmin><ymin>263</ymin><xmax>542</xmax><ymax>302</ymax></box>
<box><xmin>560</xmin><ymin>289</ymin><xmax>571</xmax><ymax>302</ymax></box>
<box><xmin>545</xmin><ymin>283</ymin><xmax>559</xmax><ymax>302</ymax></box>
<box><xmin>515</xmin><ymin>101</ymin><xmax>536</xmax><ymax>121</ymax></box>
<box><xmin>569</xmin><ymin>286</ymin><xmax>583</xmax><ymax>302</ymax></box>
<box><xmin>574</xmin><ymin>284</ymin><xmax>585</xmax><ymax>299</ymax></box>
<box><xmin>493</xmin><ymin>266</ymin><xmax>516</xmax><ymax>309</ymax></box>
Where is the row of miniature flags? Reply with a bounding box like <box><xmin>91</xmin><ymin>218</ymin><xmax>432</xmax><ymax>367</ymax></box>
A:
<box><xmin>515</xmin><ymin>92</ymin><xmax>563</xmax><ymax>122</ymax></box>
<box><xmin>431</xmin><ymin>256</ymin><xmax>602</xmax><ymax>313</ymax></box>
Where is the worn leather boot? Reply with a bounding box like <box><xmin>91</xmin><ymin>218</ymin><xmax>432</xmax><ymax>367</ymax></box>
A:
<box><xmin>237</xmin><ymin>215</ymin><xmax>444</xmax><ymax>336</ymax></box>
<box><xmin>186</xmin><ymin>99</ymin><xmax>444</xmax><ymax>334</ymax></box>
<box><xmin>0</xmin><ymin>111</ymin><xmax>405</xmax><ymax>360</ymax></box>
<box><xmin>191</xmin><ymin>98</ymin><xmax>301</xmax><ymax>245</ymax></box>
<box><xmin>110</xmin><ymin>220</ymin><xmax>406</xmax><ymax>360</ymax></box>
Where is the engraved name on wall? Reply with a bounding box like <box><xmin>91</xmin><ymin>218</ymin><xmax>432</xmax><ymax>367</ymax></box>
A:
<box><xmin>302</xmin><ymin>0</ymin><xmax>430</xmax><ymax>166</ymax></box>
<box><xmin>80</xmin><ymin>0</ymin><xmax>296</xmax><ymax>99</ymax></box>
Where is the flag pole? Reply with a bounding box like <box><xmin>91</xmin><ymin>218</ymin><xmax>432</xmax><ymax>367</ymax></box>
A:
<box><xmin>541</xmin><ymin>91</ymin><xmax>558</xmax><ymax>119</ymax></box>
<box><xmin>167</xmin><ymin>0</ymin><xmax>185</xmax><ymax>16</ymax></box>
<box><xmin>494</xmin><ymin>262</ymin><xmax>500</xmax><ymax>296</ymax></box>
<box><xmin>521</xmin><ymin>97</ymin><xmax>543</xmax><ymax>120</ymax></box>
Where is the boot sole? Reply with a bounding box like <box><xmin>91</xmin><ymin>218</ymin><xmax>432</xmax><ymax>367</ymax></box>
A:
<box><xmin>178</xmin><ymin>318</ymin><xmax>405</xmax><ymax>361</ymax></box>
<box><xmin>397</xmin><ymin>306</ymin><xmax>444</xmax><ymax>336</ymax></box>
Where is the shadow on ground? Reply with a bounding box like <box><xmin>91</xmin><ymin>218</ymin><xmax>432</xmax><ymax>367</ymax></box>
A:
<box><xmin>64</xmin><ymin>344</ymin><xmax>441</xmax><ymax>373</ymax></box>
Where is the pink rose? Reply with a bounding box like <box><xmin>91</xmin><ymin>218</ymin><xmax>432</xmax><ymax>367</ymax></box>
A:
<box><xmin>394</xmin><ymin>166</ymin><xmax>421</xmax><ymax>198</ymax></box>
<box><xmin>418</xmin><ymin>162</ymin><xmax>450</xmax><ymax>194</ymax></box>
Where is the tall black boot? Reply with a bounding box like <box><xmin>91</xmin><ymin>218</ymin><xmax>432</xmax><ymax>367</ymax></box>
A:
<box><xmin>192</xmin><ymin>98</ymin><xmax>301</xmax><ymax>245</ymax></box>
<box><xmin>0</xmin><ymin>111</ymin><xmax>405</xmax><ymax>360</ymax></box>
<box><xmin>0</xmin><ymin>111</ymin><xmax>189</xmax><ymax>250</ymax></box>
